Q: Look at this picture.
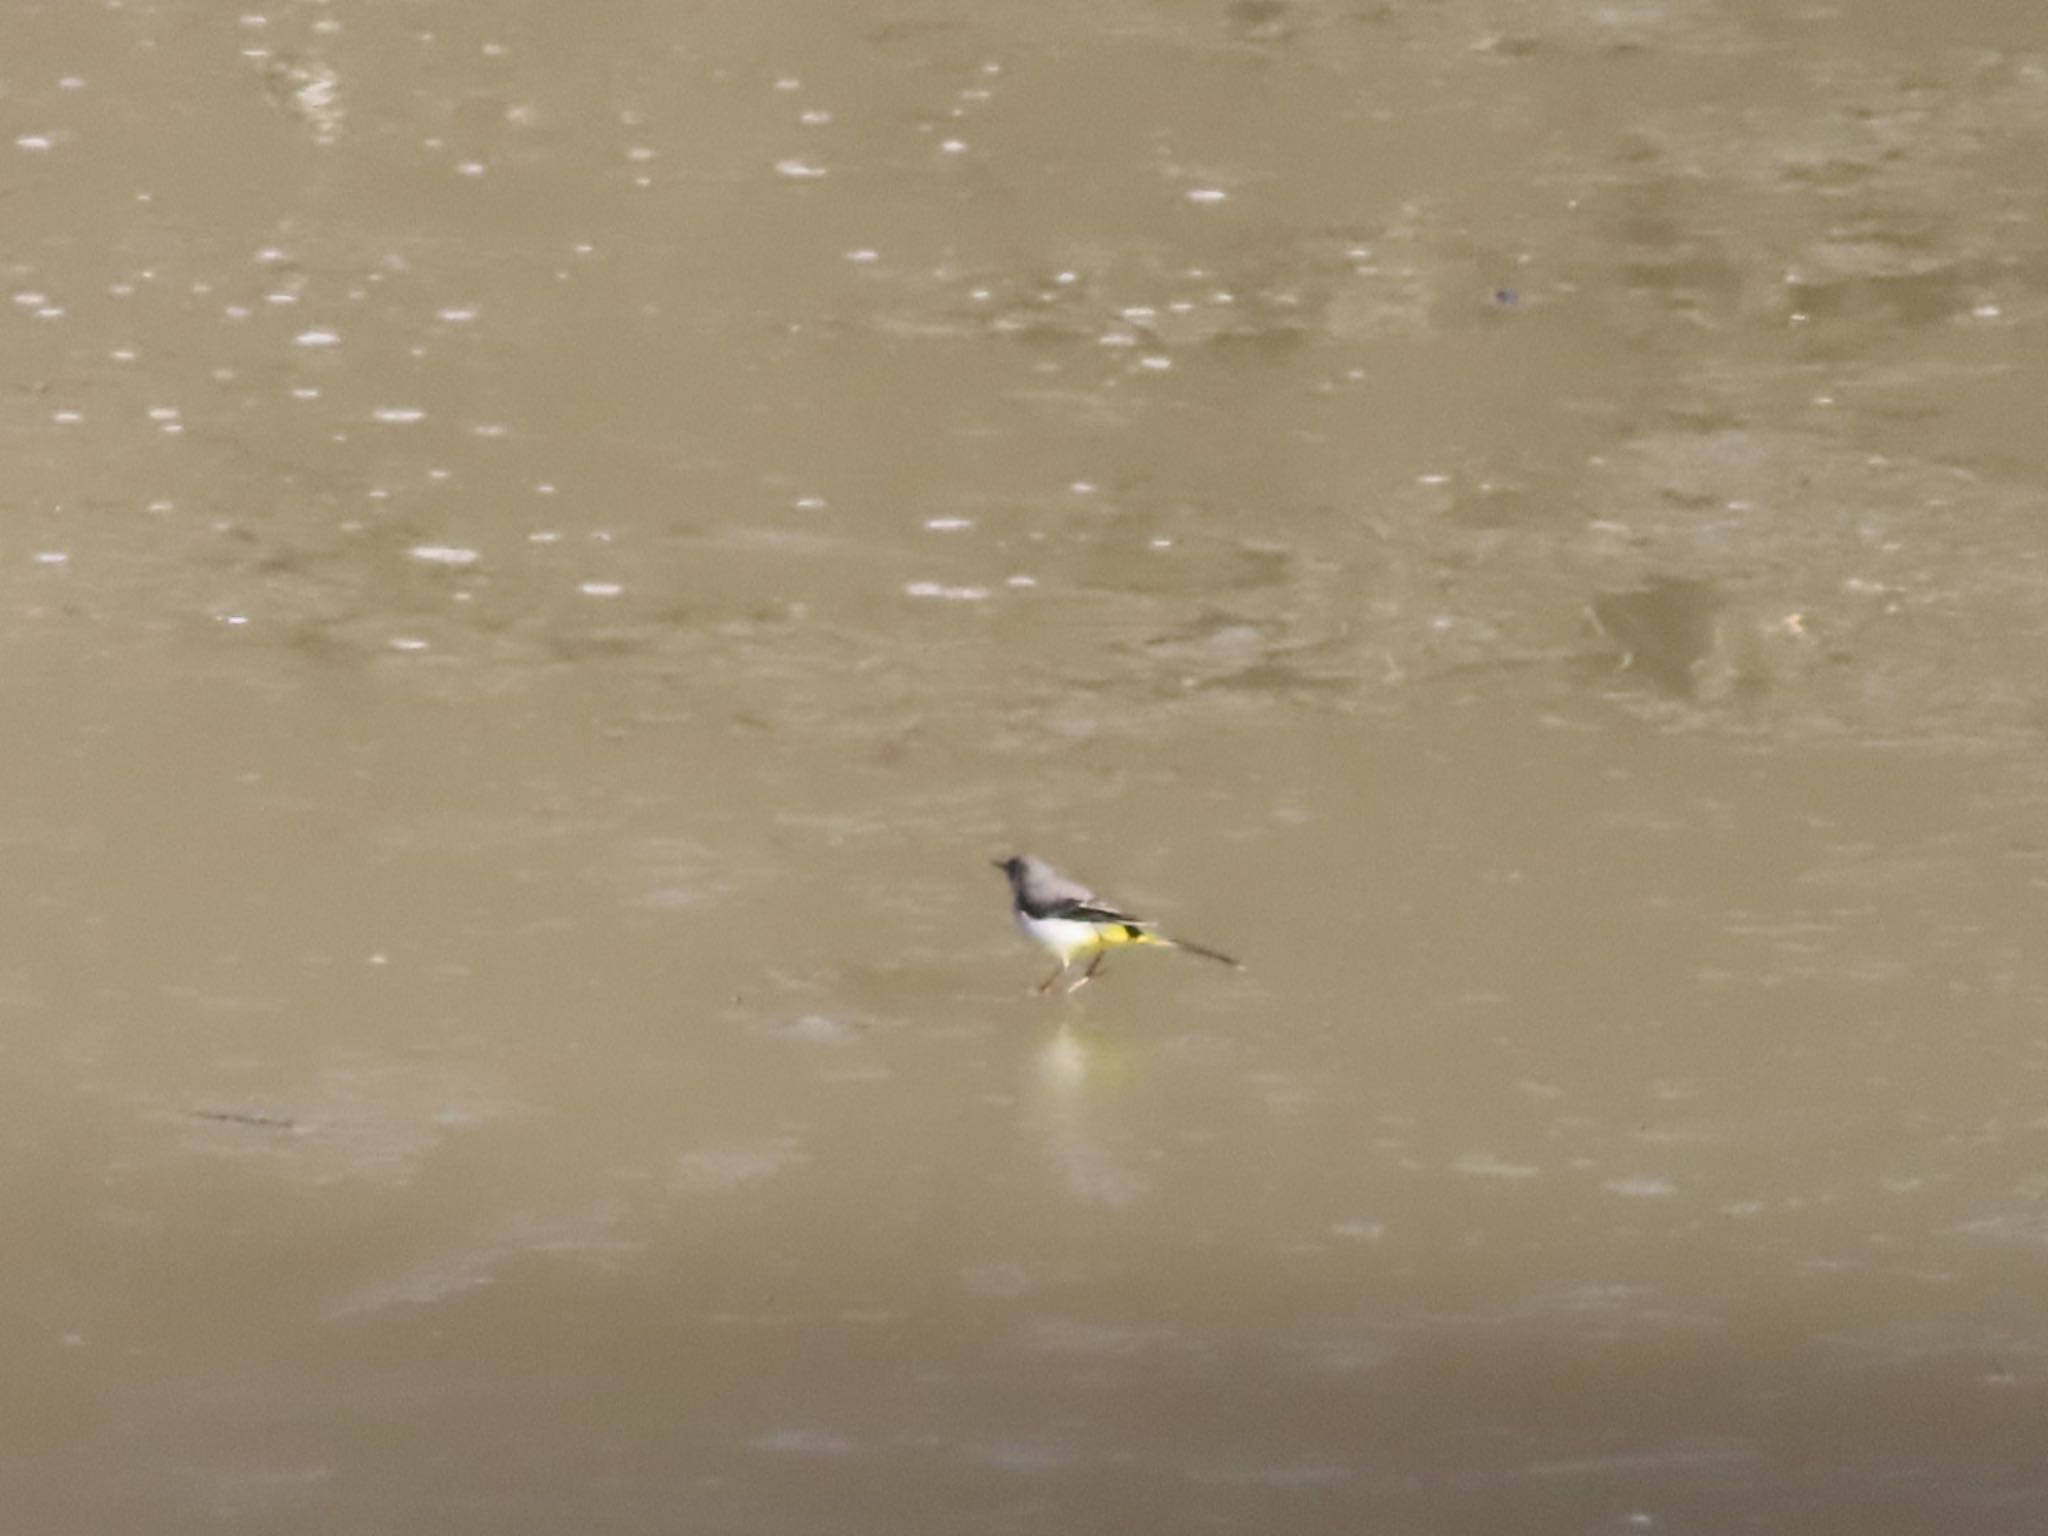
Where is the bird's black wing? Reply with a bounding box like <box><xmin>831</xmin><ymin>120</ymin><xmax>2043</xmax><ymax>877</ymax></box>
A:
<box><xmin>1054</xmin><ymin>898</ymin><xmax>1150</xmax><ymax>930</ymax></box>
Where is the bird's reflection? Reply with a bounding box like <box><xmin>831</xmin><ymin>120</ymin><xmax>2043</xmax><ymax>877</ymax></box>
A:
<box><xmin>1038</xmin><ymin>1020</ymin><xmax>1093</xmax><ymax>1085</ymax></box>
<box><xmin>1022</xmin><ymin>1021</ymin><xmax>1150</xmax><ymax>1208</ymax></box>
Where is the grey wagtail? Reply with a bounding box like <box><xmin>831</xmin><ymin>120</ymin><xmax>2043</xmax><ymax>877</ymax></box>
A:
<box><xmin>993</xmin><ymin>854</ymin><xmax>1242</xmax><ymax>994</ymax></box>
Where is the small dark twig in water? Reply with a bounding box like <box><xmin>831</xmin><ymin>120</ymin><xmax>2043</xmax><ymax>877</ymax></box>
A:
<box><xmin>189</xmin><ymin>1109</ymin><xmax>303</xmax><ymax>1133</ymax></box>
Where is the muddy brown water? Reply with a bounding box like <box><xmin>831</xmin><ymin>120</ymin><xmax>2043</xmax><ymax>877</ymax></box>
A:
<box><xmin>5</xmin><ymin>1</ymin><xmax>2048</xmax><ymax>1531</ymax></box>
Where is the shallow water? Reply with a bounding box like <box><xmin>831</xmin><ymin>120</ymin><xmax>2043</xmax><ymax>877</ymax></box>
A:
<box><xmin>6</xmin><ymin>0</ymin><xmax>2048</xmax><ymax>1531</ymax></box>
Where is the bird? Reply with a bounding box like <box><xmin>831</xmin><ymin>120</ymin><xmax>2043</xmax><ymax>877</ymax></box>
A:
<box><xmin>992</xmin><ymin>854</ymin><xmax>1242</xmax><ymax>995</ymax></box>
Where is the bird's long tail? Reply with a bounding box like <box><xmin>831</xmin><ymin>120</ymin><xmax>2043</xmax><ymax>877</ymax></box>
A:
<box><xmin>1159</xmin><ymin>934</ymin><xmax>1243</xmax><ymax>969</ymax></box>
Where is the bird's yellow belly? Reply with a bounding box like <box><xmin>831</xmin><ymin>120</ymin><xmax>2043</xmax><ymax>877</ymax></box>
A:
<box><xmin>1021</xmin><ymin>914</ymin><xmax>1154</xmax><ymax>959</ymax></box>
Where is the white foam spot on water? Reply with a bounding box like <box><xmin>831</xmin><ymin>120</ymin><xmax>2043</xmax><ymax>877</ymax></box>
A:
<box><xmin>750</xmin><ymin>1426</ymin><xmax>852</xmax><ymax>1456</ymax></box>
<box><xmin>33</xmin><ymin>551</ymin><xmax>70</xmax><ymax>566</ymax></box>
<box><xmin>673</xmin><ymin>1136</ymin><xmax>808</xmax><ymax>1193</ymax></box>
<box><xmin>16</xmin><ymin>134</ymin><xmax>55</xmax><ymax>152</ymax></box>
<box><xmin>1185</xmin><ymin>186</ymin><xmax>1227</xmax><ymax>204</ymax></box>
<box><xmin>1604</xmin><ymin>1176</ymin><xmax>1677</xmax><ymax>1198</ymax></box>
<box><xmin>1005</xmin><ymin>574</ymin><xmax>1037</xmax><ymax>588</ymax></box>
<box><xmin>924</xmin><ymin>517</ymin><xmax>972</xmax><ymax>531</ymax></box>
<box><xmin>578</xmin><ymin>581</ymin><xmax>623</xmax><ymax>598</ymax></box>
<box><xmin>372</xmin><ymin>406</ymin><xmax>425</xmax><ymax>424</ymax></box>
<box><xmin>295</xmin><ymin>329</ymin><xmax>340</xmax><ymax>347</ymax></box>
<box><xmin>409</xmin><ymin>545</ymin><xmax>479</xmax><ymax>567</ymax></box>
<box><xmin>774</xmin><ymin>158</ymin><xmax>828</xmax><ymax>180</ymax></box>
<box><xmin>755</xmin><ymin>1014</ymin><xmax>861</xmax><ymax>1046</ymax></box>
<box><xmin>904</xmin><ymin>581</ymin><xmax>988</xmax><ymax>601</ymax></box>
<box><xmin>973</xmin><ymin>1441</ymin><xmax>1072</xmax><ymax>1473</ymax></box>
<box><xmin>388</xmin><ymin>637</ymin><xmax>429</xmax><ymax>652</ymax></box>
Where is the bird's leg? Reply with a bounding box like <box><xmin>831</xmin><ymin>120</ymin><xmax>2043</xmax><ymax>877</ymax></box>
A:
<box><xmin>1067</xmin><ymin>950</ymin><xmax>1107</xmax><ymax>993</ymax></box>
<box><xmin>1035</xmin><ymin>956</ymin><xmax>1068</xmax><ymax>995</ymax></box>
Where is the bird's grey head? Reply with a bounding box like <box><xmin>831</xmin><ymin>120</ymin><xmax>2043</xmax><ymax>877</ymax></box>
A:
<box><xmin>992</xmin><ymin>855</ymin><xmax>1038</xmax><ymax>886</ymax></box>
